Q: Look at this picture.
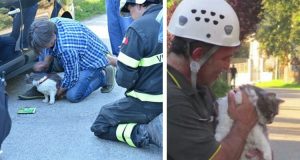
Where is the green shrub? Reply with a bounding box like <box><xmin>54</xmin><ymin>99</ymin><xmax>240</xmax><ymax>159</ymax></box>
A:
<box><xmin>211</xmin><ymin>78</ymin><xmax>231</xmax><ymax>98</ymax></box>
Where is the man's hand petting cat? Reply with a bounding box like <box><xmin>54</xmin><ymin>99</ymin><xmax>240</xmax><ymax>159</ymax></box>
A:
<box><xmin>107</xmin><ymin>54</ymin><xmax>117</xmax><ymax>67</ymax></box>
<box><xmin>33</xmin><ymin>61</ymin><xmax>50</xmax><ymax>72</ymax></box>
<box><xmin>56</xmin><ymin>87</ymin><xmax>66</xmax><ymax>100</ymax></box>
<box><xmin>227</xmin><ymin>89</ymin><xmax>258</xmax><ymax>132</ymax></box>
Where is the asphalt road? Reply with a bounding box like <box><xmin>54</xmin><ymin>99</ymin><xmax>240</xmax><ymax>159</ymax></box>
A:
<box><xmin>1</xmin><ymin>15</ymin><xmax>162</xmax><ymax>160</ymax></box>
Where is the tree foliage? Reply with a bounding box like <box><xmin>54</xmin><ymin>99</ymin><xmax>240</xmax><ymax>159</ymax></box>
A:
<box><xmin>256</xmin><ymin>0</ymin><xmax>300</xmax><ymax>63</ymax></box>
<box><xmin>227</xmin><ymin>0</ymin><xmax>262</xmax><ymax>41</ymax></box>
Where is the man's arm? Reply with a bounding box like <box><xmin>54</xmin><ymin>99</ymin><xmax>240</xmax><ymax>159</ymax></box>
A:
<box><xmin>107</xmin><ymin>54</ymin><xmax>117</xmax><ymax>67</ymax></box>
<box><xmin>59</xmin><ymin>50</ymin><xmax>80</xmax><ymax>89</ymax></box>
<box><xmin>212</xmin><ymin>90</ymin><xmax>257</xmax><ymax>160</ymax></box>
<box><xmin>33</xmin><ymin>55</ymin><xmax>54</xmax><ymax>72</ymax></box>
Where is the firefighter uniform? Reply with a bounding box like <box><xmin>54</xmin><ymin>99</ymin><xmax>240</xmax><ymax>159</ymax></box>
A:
<box><xmin>0</xmin><ymin>76</ymin><xmax>11</xmax><ymax>151</ymax></box>
<box><xmin>91</xmin><ymin>4</ymin><xmax>162</xmax><ymax>148</ymax></box>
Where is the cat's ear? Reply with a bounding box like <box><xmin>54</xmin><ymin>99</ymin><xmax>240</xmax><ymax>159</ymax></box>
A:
<box><xmin>277</xmin><ymin>98</ymin><xmax>285</xmax><ymax>104</ymax></box>
<box><xmin>267</xmin><ymin>92</ymin><xmax>284</xmax><ymax>104</ymax></box>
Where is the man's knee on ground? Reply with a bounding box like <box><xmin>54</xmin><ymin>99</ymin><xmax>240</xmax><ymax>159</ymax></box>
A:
<box><xmin>90</xmin><ymin>120</ymin><xmax>112</xmax><ymax>138</ymax></box>
<box><xmin>66</xmin><ymin>91</ymin><xmax>82</xmax><ymax>103</ymax></box>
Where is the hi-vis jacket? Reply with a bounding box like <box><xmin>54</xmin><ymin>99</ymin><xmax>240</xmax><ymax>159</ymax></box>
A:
<box><xmin>116</xmin><ymin>4</ymin><xmax>163</xmax><ymax>103</ymax></box>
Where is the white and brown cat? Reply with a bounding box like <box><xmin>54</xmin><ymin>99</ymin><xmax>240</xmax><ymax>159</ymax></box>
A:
<box><xmin>215</xmin><ymin>85</ymin><xmax>284</xmax><ymax>160</ymax></box>
<box><xmin>26</xmin><ymin>72</ymin><xmax>62</xmax><ymax>104</ymax></box>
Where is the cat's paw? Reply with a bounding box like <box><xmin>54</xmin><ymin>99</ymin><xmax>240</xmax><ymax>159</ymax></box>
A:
<box><xmin>49</xmin><ymin>100</ymin><xmax>55</xmax><ymax>104</ymax></box>
<box><xmin>42</xmin><ymin>99</ymin><xmax>48</xmax><ymax>103</ymax></box>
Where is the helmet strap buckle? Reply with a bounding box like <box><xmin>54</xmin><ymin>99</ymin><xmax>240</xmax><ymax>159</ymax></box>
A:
<box><xmin>189</xmin><ymin>46</ymin><xmax>220</xmax><ymax>89</ymax></box>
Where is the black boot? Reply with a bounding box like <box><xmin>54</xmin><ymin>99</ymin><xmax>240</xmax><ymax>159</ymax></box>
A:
<box><xmin>18</xmin><ymin>86</ymin><xmax>44</xmax><ymax>100</ymax></box>
<box><xmin>146</xmin><ymin>114</ymin><xmax>163</xmax><ymax>147</ymax></box>
<box><xmin>101</xmin><ymin>65</ymin><xmax>115</xmax><ymax>93</ymax></box>
<box><xmin>134</xmin><ymin>114</ymin><xmax>163</xmax><ymax>148</ymax></box>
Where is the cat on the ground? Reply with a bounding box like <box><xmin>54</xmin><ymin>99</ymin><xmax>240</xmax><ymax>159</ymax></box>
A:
<box><xmin>215</xmin><ymin>85</ymin><xmax>284</xmax><ymax>160</ymax></box>
<box><xmin>26</xmin><ymin>72</ymin><xmax>62</xmax><ymax>104</ymax></box>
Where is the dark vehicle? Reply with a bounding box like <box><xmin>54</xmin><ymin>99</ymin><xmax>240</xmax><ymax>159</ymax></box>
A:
<box><xmin>0</xmin><ymin>0</ymin><xmax>74</xmax><ymax>80</ymax></box>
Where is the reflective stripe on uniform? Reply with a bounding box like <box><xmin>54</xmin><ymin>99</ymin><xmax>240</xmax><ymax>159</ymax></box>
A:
<box><xmin>118</xmin><ymin>52</ymin><xmax>140</xmax><ymax>68</ymax></box>
<box><xmin>116</xmin><ymin>124</ymin><xmax>127</xmax><ymax>142</ymax></box>
<box><xmin>139</xmin><ymin>53</ymin><xmax>163</xmax><ymax>67</ymax></box>
<box><xmin>123</xmin><ymin>123</ymin><xmax>137</xmax><ymax>147</ymax></box>
<box><xmin>118</xmin><ymin>52</ymin><xmax>163</xmax><ymax>68</ymax></box>
<box><xmin>126</xmin><ymin>90</ymin><xmax>163</xmax><ymax>102</ymax></box>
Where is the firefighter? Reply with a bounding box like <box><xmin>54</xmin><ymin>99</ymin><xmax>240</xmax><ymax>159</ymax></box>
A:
<box><xmin>90</xmin><ymin>0</ymin><xmax>163</xmax><ymax>148</ymax></box>
<box><xmin>0</xmin><ymin>75</ymin><xmax>11</xmax><ymax>155</ymax></box>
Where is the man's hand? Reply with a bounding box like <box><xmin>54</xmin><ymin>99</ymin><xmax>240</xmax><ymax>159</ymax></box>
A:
<box><xmin>227</xmin><ymin>89</ymin><xmax>258</xmax><ymax>133</ymax></box>
<box><xmin>107</xmin><ymin>54</ymin><xmax>118</xmax><ymax>67</ymax></box>
<box><xmin>33</xmin><ymin>61</ymin><xmax>49</xmax><ymax>72</ymax></box>
<box><xmin>33</xmin><ymin>55</ymin><xmax>53</xmax><ymax>72</ymax></box>
<box><xmin>56</xmin><ymin>87</ymin><xmax>66</xmax><ymax>100</ymax></box>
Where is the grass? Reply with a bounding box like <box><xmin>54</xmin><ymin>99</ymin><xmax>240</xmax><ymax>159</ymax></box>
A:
<box><xmin>74</xmin><ymin>0</ymin><xmax>106</xmax><ymax>21</ymax></box>
<box><xmin>255</xmin><ymin>80</ymin><xmax>300</xmax><ymax>89</ymax></box>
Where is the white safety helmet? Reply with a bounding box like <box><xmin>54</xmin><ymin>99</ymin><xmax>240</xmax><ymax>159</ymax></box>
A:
<box><xmin>120</xmin><ymin>0</ymin><xmax>160</xmax><ymax>15</ymax></box>
<box><xmin>120</xmin><ymin>0</ymin><xmax>146</xmax><ymax>13</ymax></box>
<box><xmin>168</xmin><ymin>0</ymin><xmax>240</xmax><ymax>47</ymax></box>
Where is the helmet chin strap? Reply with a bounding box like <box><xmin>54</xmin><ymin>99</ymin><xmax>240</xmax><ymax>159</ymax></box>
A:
<box><xmin>189</xmin><ymin>46</ymin><xmax>220</xmax><ymax>89</ymax></box>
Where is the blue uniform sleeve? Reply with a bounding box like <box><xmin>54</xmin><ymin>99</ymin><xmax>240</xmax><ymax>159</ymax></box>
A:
<box><xmin>116</xmin><ymin>28</ymin><xmax>143</xmax><ymax>89</ymax></box>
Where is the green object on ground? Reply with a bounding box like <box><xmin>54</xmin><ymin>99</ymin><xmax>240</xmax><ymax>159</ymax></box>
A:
<box><xmin>17</xmin><ymin>107</ymin><xmax>36</xmax><ymax>114</ymax></box>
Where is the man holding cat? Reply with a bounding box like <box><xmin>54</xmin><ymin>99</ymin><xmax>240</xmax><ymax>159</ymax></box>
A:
<box><xmin>19</xmin><ymin>17</ymin><xmax>114</xmax><ymax>103</ymax></box>
<box><xmin>167</xmin><ymin>0</ymin><xmax>266</xmax><ymax>159</ymax></box>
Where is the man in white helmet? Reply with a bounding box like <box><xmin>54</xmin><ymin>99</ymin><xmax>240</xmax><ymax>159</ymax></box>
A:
<box><xmin>91</xmin><ymin>0</ymin><xmax>163</xmax><ymax>148</ymax></box>
<box><xmin>167</xmin><ymin>0</ymin><xmax>263</xmax><ymax>159</ymax></box>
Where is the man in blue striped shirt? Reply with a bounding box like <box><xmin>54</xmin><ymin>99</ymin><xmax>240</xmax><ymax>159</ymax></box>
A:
<box><xmin>19</xmin><ymin>17</ymin><xmax>114</xmax><ymax>103</ymax></box>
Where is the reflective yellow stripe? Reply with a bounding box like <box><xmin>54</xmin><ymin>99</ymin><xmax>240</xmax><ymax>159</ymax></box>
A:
<box><xmin>124</xmin><ymin>123</ymin><xmax>137</xmax><ymax>147</ymax></box>
<box><xmin>209</xmin><ymin>144</ymin><xmax>222</xmax><ymax>160</ymax></box>
<box><xmin>167</xmin><ymin>69</ymin><xmax>181</xmax><ymax>89</ymax></box>
<box><xmin>126</xmin><ymin>90</ymin><xmax>163</xmax><ymax>102</ymax></box>
<box><xmin>118</xmin><ymin>52</ymin><xmax>139</xmax><ymax>68</ymax></box>
<box><xmin>118</xmin><ymin>52</ymin><xmax>162</xmax><ymax>68</ymax></box>
<box><xmin>139</xmin><ymin>53</ymin><xmax>163</xmax><ymax>67</ymax></box>
<box><xmin>116</xmin><ymin>124</ymin><xmax>127</xmax><ymax>142</ymax></box>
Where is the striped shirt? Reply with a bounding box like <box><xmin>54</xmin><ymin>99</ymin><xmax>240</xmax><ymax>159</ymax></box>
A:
<box><xmin>44</xmin><ymin>17</ymin><xmax>109</xmax><ymax>89</ymax></box>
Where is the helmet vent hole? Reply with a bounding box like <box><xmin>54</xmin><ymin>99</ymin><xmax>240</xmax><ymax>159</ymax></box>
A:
<box><xmin>195</xmin><ymin>17</ymin><xmax>201</xmax><ymax>21</ymax></box>
<box><xmin>201</xmin><ymin>10</ymin><xmax>206</xmax><ymax>14</ymax></box>
<box><xmin>211</xmin><ymin>12</ymin><xmax>216</xmax><ymax>16</ymax></box>
<box><xmin>220</xmin><ymin>15</ymin><xmax>225</xmax><ymax>19</ymax></box>
<box><xmin>206</xmin><ymin>34</ymin><xmax>211</xmax><ymax>38</ymax></box>
<box><xmin>204</xmin><ymin>18</ymin><xmax>210</xmax><ymax>23</ymax></box>
<box><xmin>213</xmin><ymin>20</ymin><xmax>218</xmax><ymax>25</ymax></box>
<box><xmin>191</xmin><ymin>9</ymin><xmax>197</xmax><ymax>14</ymax></box>
<box><xmin>179</xmin><ymin>16</ymin><xmax>188</xmax><ymax>26</ymax></box>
